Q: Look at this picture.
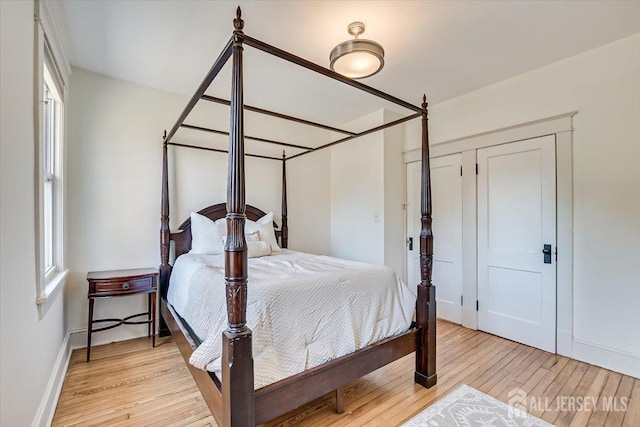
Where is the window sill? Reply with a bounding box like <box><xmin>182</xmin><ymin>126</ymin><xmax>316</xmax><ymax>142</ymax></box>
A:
<box><xmin>36</xmin><ymin>268</ymin><xmax>69</xmax><ymax>319</ymax></box>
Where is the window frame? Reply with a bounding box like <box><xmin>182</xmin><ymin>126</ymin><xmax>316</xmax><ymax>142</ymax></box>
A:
<box><xmin>35</xmin><ymin>2</ymin><xmax>70</xmax><ymax>317</ymax></box>
<box><xmin>42</xmin><ymin>64</ymin><xmax>62</xmax><ymax>280</ymax></box>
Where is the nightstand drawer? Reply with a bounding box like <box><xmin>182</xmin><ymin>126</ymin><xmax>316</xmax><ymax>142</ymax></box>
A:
<box><xmin>94</xmin><ymin>276</ymin><xmax>153</xmax><ymax>294</ymax></box>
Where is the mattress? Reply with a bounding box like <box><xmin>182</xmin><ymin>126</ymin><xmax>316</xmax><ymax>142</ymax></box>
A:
<box><xmin>167</xmin><ymin>250</ymin><xmax>416</xmax><ymax>389</ymax></box>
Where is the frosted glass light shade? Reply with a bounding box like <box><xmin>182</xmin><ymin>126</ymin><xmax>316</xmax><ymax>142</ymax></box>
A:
<box><xmin>330</xmin><ymin>39</ymin><xmax>384</xmax><ymax>79</ymax></box>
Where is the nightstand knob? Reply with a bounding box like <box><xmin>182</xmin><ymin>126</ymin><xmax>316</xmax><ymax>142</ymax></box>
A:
<box><xmin>122</xmin><ymin>282</ymin><xmax>130</xmax><ymax>290</ymax></box>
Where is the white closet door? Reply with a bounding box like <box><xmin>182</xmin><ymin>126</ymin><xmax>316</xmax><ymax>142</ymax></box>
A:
<box><xmin>406</xmin><ymin>154</ymin><xmax>463</xmax><ymax>324</ymax></box>
<box><xmin>477</xmin><ymin>136</ymin><xmax>557</xmax><ymax>352</ymax></box>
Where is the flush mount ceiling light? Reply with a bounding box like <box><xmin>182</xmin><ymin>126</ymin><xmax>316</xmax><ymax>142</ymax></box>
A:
<box><xmin>330</xmin><ymin>21</ymin><xmax>385</xmax><ymax>79</ymax></box>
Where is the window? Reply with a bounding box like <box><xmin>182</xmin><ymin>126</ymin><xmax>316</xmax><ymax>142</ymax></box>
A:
<box><xmin>36</xmin><ymin>45</ymin><xmax>68</xmax><ymax>313</ymax></box>
<box><xmin>42</xmin><ymin>66</ymin><xmax>60</xmax><ymax>277</ymax></box>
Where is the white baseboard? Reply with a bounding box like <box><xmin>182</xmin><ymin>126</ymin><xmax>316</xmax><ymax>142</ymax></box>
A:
<box><xmin>69</xmin><ymin>328</ymin><xmax>86</xmax><ymax>349</ymax></box>
<box><xmin>572</xmin><ymin>338</ymin><xmax>640</xmax><ymax>379</ymax></box>
<box><xmin>32</xmin><ymin>331</ymin><xmax>72</xmax><ymax>427</ymax></box>
<box><xmin>69</xmin><ymin>327</ymin><xmax>151</xmax><ymax>350</ymax></box>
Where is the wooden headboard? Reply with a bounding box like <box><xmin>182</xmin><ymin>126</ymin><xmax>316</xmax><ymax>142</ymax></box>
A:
<box><xmin>170</xmin><ymin>203</ymin><xmax>283</xmax><ymax>260</ymax></box>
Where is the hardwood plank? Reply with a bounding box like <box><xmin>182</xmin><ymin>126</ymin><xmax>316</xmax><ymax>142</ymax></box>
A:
<box><xmin>567</xmin><ymin>368</ymin><xmax>608</xmax><ymax>426</ymax></box>
<box><xmin>554</xmin><ymin>365</ymin><xmax>602</xmax><ymax>427</ymax></box>
<box><xmin>622</xmin><ymin>379</ymin><xmax>640</xmax><ymax>427</ymax></box>
<box><xmin>527</xmin><ymin>358</ymin><xmax>580</xmax><ymax>418</ymax></box>
<box><xmin>51</xmin><ymin>322</ymin><xmax>640</xmax><ymax>427</ymax></box>
<box><xmin>486</xmin><ymin>348</ymin><xmax>566</xmax><ymax>398</ymax></box>
<box><xmin>470</xmin><ymin>342</ymin><xmax>535</xmax><ymax>391</ymax></box>
<box><xmin>587</xmin><ymin>371</ymin><xmax>622</xmax><ymax>427</ymax></box>
<box><xmin>540</xmin><ymin>361</ymin><xmax>590</xmax><ymax>424</ymax></box>
<box><xmin>604</xmin><ymin>375</ymin><xmax>635</xmax><ymax>427</ymax></box>
<box><xmin>513</xmin><ymin>349</ymin><xmax>551</xmax><ymax>385</ymax></box>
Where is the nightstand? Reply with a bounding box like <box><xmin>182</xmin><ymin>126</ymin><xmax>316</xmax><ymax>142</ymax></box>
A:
<box><xmin>86</xmin><ymin>268</ymin><xmax>158</xmax><ymax>361</ymax></box>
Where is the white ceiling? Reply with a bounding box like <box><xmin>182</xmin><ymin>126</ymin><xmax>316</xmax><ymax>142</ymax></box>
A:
<box><xmin>52</xmin><ymin>0</ymin><xmax>640</xmax><ymax>125</ymax></box>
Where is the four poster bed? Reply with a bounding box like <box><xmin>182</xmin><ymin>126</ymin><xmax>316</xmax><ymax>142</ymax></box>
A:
<box><xmin>159</xmin><ymin>8</ymin><xmax>436</xmax><ymax>426</ymax></box>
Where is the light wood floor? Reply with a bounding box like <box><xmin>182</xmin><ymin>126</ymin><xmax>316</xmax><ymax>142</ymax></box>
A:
<box><xmin>53</xmin><ymin>320</ymin><xmax>639</xmax><ymax>426</ymax></box>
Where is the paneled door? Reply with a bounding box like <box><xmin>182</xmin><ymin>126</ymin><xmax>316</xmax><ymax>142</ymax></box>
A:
<box><xmin>406</xmin><ymin>154</ymin><xmax>463</xmax><ymax>324</ymax></box>
<box><xmin>477</xmin><ymin>135</ymin><xmax>557</xmax><ymax>352</ymax></box>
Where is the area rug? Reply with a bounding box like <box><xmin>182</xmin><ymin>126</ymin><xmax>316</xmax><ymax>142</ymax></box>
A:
<box><xmin>401</xmin><ymin>384</ymin><xmax>553</xmax><ymax>427</ymax></box>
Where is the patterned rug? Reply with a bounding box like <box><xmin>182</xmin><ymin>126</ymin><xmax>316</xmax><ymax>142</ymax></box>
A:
<box><xmin>401</xmin><ymin>384</ymin><xmax>552</xmax><ymax>427</ymax></box>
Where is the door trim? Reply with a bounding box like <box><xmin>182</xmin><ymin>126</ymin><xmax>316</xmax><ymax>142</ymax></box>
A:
<box><xmin>403</xmin><ymin>111</ymin><xmax>576</xmax><ymax>163</ymax></box>
<box><xmin>404</xmin><ymin>112</ymin><xmax>574</xmax><ymax>357</ymax></box>
<box><xmin>460</xmin><ymin>150</ymin><xmax>477</xmax><ymax>330</ymax></box>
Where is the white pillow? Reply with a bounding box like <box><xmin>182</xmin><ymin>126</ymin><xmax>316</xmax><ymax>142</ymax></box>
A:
<box><xmin>246</xmin><ymin>231</ymin><xmax>260</xmax><ymax>242</ymax></box>
<box><xmin>246</xmin><ymin>212</ymin><xmax>281</xmax><ymax>252</ymax></box>
<box><xmin>248</xmin><ymin>241</ymin><xmax>272</xmax><ymax>258</ymax></box>
<box><xmin>190</xmin><ymin>212</ymin><xmax>224</xmax><ymax>255</ymax></box>
<box><xmin>221</xmin><ymin>231</ymin><xmax>260</xmax><ymax>246</ymax></box>
<box><xmin>214</xmin><ymin>218</ymin><xmax>227</xmax><ymax>237</ymax></box>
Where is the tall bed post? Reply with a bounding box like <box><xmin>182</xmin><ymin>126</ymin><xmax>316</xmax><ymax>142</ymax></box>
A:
<box><xmin>159</xmin><ymin>131</ymin><xmax>171</xmax><ymax>336</ymax></box>
<box><xmin>281</xmin><ymin>151</ymin><xmax>288</xmax><ymax>249</ymax></box>
<box><xmin>221</xmin><ymin>7</ymin><xmax>255</xmax><ymax>426</ymax></box>
<box><xmin>415</xmin><ymin>95</ymin><xmax>437</xmax><ymax>388</ymax></box>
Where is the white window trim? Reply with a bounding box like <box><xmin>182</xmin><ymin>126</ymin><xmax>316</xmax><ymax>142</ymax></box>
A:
<box><xmin>35</xmin><ymin>0</ymin><xmax>71</xmax><ymax>318</ymax></box>
<box><xmin>36</xmin><ymin>270</ymin><xmax>69</xmax><ymax>306</ymax></box>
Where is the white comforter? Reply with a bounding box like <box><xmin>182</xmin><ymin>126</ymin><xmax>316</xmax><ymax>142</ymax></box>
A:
<box><xmin>167</xmin><ymin>250</ymin><xmax>416</xmax><ymax>389</ymax></box>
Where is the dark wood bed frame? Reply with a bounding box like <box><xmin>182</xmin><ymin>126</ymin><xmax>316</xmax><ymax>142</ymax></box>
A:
<box><xmin>159</xmin><ymin>8</ymin><xmax>436</xmax><ymax>426</ymax></box>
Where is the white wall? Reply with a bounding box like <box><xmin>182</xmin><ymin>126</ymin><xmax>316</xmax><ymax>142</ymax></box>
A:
<box><xmin>383</xmin><ymin>110</ymin><xmax>407</xmax><ymax>281</ymax></box>
<box><xmin>330</xmin><ymin>111</ymin><xmax>385</xmax><ymax>264</ymax></box>
<box><xmin>0</xmin><ymin>1</ymin><xmax>67</xmax><ymax>425</ymax></box>
<box><xmin>287</xmin><ymin>149</ymin><xmax>332</xmax><ymax>255</ymax></box>
<box><xmin>329</xmin><ymin>110</ymin><xmax>405</xmax><ymax>277</ymax></box>
<box><xmin>405</xmin><ymin>34</ymin><xmax>640</xmax><ymax>375</ymax></box>
<box><xmin>171</xmin><ymin>148</ymin><xmax>283</xmax><ymax>230</ymax></box>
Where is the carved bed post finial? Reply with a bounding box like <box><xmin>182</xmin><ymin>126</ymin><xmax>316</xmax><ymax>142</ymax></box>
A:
<box><xmin>222</xmin><ymin>8</ymin><xmax>255</xmax><ymax>426</ymax></box>
<box><xmin>281</xmin><ymin>150</ymin><xmax>288</xmax><ymax>249</ymax></box>
<box><xmin>415</xmin><ymin>94</ymin><xmax>437</xmax><ymax>388</ymax></box>
<box><xmin>233</xmin><ymin>6</ymin><xmax>244</xmax><ymax>31</ymax></box>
